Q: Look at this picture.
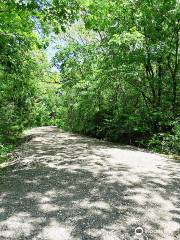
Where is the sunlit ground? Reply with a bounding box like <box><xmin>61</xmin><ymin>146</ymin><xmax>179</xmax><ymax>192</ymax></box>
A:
<box><xmin>0</xmin><ymin>127</ymin><xmax>180</xmax><ymax>239</ymax></box>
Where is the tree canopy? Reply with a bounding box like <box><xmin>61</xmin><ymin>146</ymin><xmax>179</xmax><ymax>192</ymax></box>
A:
<box><xmin>0</xmin><ymin>0</ymin><xmax>179</xmax><ymax>157</ymax></box>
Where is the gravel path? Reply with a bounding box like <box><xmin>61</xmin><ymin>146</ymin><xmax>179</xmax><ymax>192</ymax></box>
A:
<box><xmin>0</xmin><ymin>126</ymin><xmax>180</xmax><ymax>240</ymax></box>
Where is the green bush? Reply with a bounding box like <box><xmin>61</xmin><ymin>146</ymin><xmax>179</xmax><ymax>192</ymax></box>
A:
<box><xmin>148</xmin><ymin>121</ymin><xmax>180</xmax><ymax>155</ymax></box>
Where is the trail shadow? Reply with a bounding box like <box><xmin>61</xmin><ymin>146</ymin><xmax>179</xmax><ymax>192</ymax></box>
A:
<box><xmin>0</xmin><ymin>127</ymin><xmax>180</xmax><ymax>239</ymax></box>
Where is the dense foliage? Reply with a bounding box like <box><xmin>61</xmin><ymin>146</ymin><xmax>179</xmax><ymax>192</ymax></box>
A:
<box><xmin>0</xmin><ymin>0</ymin><xmax>79</xmax><ymax>159</ymax></box>
<box><xmin>0</xmin><ymin>0</ymin><xmax>179</xmax><ymax>159</ymax></box>
<box><xmin>54</xmin><ymin>0</ymin><xmax>180</xmax><ymax>154</ymax></box>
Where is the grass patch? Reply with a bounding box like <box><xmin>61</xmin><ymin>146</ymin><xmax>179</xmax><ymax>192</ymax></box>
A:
<box><xmin>0</xmin><ymin>133</ymin><xmax>33</xmax><ymax>167</ymax></box>
<box><xmin>0</xmin><ymin>143</ymin><xmax>15</xmax><ymax>165</ymax></box>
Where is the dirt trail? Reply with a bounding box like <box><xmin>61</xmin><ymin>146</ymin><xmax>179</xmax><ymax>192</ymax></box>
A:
<box><xmin>0</xmin><ymin>126</ymin><xmax>180</xmax><ymax>240</ymax></box>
